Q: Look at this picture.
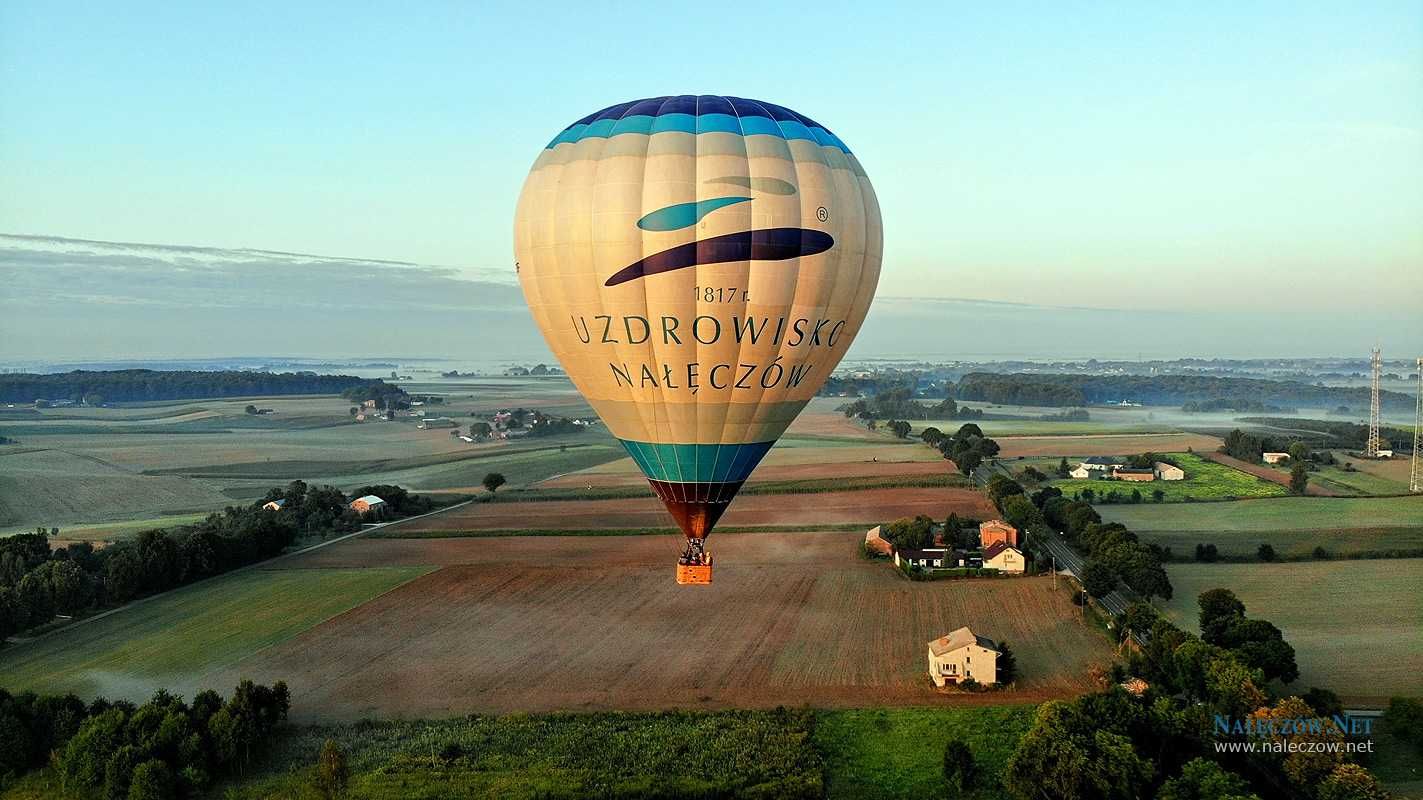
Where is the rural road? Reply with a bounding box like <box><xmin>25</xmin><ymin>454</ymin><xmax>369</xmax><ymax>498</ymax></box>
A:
<box><xmin>1035</xmin><ymin>532</ymin><xmax>1134</xmax><ymax>618</ymax></box>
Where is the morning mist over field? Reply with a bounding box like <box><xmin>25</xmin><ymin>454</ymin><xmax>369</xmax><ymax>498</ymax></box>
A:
<box><xmin>5</xmin><ymin>233</ymin><xmax>1419</xmax><ymax>364</ymax></box>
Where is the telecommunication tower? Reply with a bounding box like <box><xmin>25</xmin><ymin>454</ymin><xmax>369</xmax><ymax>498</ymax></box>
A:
<box><xmin>1366</xmin><ymin>348</ymin><xmax>1382</xmax><ymax>458</ymax></box>
<box><xmin>1411</xmin><ymin>358</ymin><xmax>1421</xmax><ymax>493</ymax></box>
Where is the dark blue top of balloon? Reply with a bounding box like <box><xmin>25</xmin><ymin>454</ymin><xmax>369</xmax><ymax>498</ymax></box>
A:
<box><xmin>545</xmin><ymin>95</ymin><xmax>851</xmax><ymax>154</ymax></box>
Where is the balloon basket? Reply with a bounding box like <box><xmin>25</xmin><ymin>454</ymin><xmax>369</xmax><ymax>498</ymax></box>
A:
<box><xmin>676</xmin><ymin>552</ymin><xmax>712</xmax><ymax>585</ymax></box>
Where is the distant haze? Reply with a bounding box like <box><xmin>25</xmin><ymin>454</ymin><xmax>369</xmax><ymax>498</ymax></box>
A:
<box><xmin>3</xmin><ymin>234</ymin><xmax>1418</xmax><ymax>365</ymax></box>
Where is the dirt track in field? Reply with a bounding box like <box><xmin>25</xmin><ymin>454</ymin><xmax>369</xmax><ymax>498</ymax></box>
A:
<box><xmin>385</xmin><ymin>487</ymin><xmax>994</xmax><ymax>533</ymax></box>
<box><xmin>1202</xmin><ymin>452</ymin><xmax>1338</xmax><ymax>496</ymax></box>
<box><xmin>208</xmin><ymin>533</ymin><xmax>1111</xmax><ymax>721</ymax></box>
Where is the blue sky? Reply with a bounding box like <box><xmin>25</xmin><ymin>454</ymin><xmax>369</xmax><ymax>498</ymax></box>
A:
<box><xmin>2</xmin><ymin>1</ymin><xmax>1420</xmax><ymax>317</ymax></box>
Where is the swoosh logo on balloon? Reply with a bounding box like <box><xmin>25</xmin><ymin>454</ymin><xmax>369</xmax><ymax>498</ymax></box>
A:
<box><xmin>637</xmin><ymin>197</ymin><xmax>751</xmax><ymax>231</ymax></box>
<box><xmin>604</xmin><ymin>228</ymin><xmax>834</xmax><ymax>287</ymax></box>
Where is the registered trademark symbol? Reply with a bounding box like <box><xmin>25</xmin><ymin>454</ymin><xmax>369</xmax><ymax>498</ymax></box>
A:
<box><xmin>817</xmin><ymin>207</ymin><xmax>829</xmax><ymax>222</ymax></box>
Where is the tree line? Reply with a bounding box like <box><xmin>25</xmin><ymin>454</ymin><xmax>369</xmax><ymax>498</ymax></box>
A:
<box><xmin>997</xmin><ymin>587</ymin><xmax>1379</xmax><ymax>800</ymax></box>
<box><xmin>838</xmin><ymin>386</ymin><xmax>980</xmax><ymax>422</ymax></box>
<box><xmin>0</xmin><ymin>679</ymin><xmax>289</xmax><ymax>799</ymax></box>
<box><xmin>0</xmin><ymin>481</ymin><xmax>430</xmax><ymax>642</ymax></box>
<box><xmin>955</xmin><ymin>372</ymin><xmax>1413</xmax><ymax>410</ymax></box>
<box><xmin>0</xmin><ymin>370</ymin><xmax>399</xmax><ymax>405</ymax></box>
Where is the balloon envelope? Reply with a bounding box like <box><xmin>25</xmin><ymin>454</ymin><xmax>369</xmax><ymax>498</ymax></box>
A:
<box><xmin>514</xmin><ymin>95</ymin><xmax>882</xmax><ymax>540</ymax></box>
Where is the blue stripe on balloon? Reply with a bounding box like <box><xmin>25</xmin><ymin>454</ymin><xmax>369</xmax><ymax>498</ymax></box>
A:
<box><xmin>617</xmin><ymin>440</ymin><xmax>775</xmax><ymax>483</ymax></box>
<box><xmin>546</xmin><ymin>121</ymin><xmax>850</xmax><ymax>153</ymax></box>
<box><xmin>636</xmin><ymin>196</ymin><xmax>752</xmax><ymax>231</ymax></box>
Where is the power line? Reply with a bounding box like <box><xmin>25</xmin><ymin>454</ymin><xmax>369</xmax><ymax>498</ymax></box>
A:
<box><xmin>1411</xmin><ymin>358</ymin><xmax>1421</xmax><ymax>494</ymax></box>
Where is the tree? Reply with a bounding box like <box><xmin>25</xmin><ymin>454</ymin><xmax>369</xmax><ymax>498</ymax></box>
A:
<box><xmin>128</xmin><ymin>759</ymin><xmax>175</xmax><ymax>800</ymax></box>
<box><xmin>315</xmin><ymin>739</ymin><xmax>349</xmax><ymax>800</ymax></box>
<box><xmin>996</xmin><ymin>641</ymin><xmax>1017</xmax><ymax>684</ymax></box>
<box><xmin>1152</xmin><ymin>489</ymin><xmax>1165</xmax><ymax>503</ymax></box>
<box><xmin>1001</xmin><ymin>494</ymin><xmax>1039</xmax><ymax>530</ymax></box>
<box><xmin>1082</xmin><ymin>560</ymin><xmax>1116</xmax><ymax>598</ymax></box>
<box><xmin>244</xmin><ymin>404</ymin><xmax>259</xmax><ymax>415</ymax></box>
<box><xmin>481</xmin><ymin>473</ymin><xmax>506</xmax><ymax>494</ymax></box>
<box><xmin>1256</xmin><ymin>543</ymin><xmax>1275</xmax><ymax>562</ymax></box>
<box><xmin>1056</xmin><ymin>457</ymin><xmax>1071</xmax><ymax>478</ymax></box>
<box><xmin>986</xmin><ymin>474</ymin><xmax>1025</xmax><ymax>512</ymax></box>
<box><xmin>1003</xmin><ymin>701</ymin><xmax>1152</xmax><ymax>800</ymax></box>
<box><xmin>942</xmin><ymin>738</ymin><xmax>978</xmax><ymax>795</ymax></box>
<box><xmin>1198</xmin><ymin>588</ymin><xmax>1246</xmax><ymax>640</ymax></box>
<box><xmin>1287</xmin><ymin>441</ymin><xmax>1311</xmax><ymax>464</ymax></box>
<box><xmin>1289</xmin><ymin>462</ymin><xmax>1308</xmax><ymax>495</ymax></box>
<box><xmin>1318</xmin><ymin>764</ymin><xmax>1388</xmax><ymax>800</ymax></box>
<box><xmin>883</xmin><ymin>516</ymin><xmax>935</xmax><ymax>551</ymax></box>
<box><xmin>348</xmin><ymin>407</ymin><xmax>358</xmax><ymax>416</ymax></box>
<box><xmin>1157</xmin><ymin>758</ymin><xmax>1260</xmax><ymax>800</ymax></box>
<box><xmin>1194</xmin><ymin>543</ymin><xmax>1219</xmax><ymax>563</ymax></box>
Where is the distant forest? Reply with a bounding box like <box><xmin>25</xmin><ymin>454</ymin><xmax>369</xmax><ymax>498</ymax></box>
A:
<box><xmin>953</xmin><ymin>372</ymin><xmax>1414</xmax><ymax>410</ymax></box>
<box><xmin>0</xmin><ymin>369</ymin><xmax>395</xmax><ymax>404</ymax></box>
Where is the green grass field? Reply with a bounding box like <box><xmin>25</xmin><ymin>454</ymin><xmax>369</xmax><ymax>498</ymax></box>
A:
<box><xmin>0</xmin><ymin>566</ymin><xmax>429</xmax><ymax>699</ymax></box>
<box><xmin>1049</xmin><ymin>452</ymin><xmax>1288</xmax><ymax>502</ymax></box>
<box><xmin>815</xmin><ymin>706</ymin><xmax>1037</xmax><ymax>799</ymax></box>
<box><xmin>41</xmin><ymin>706</ymin><xmax>1028</xmax><ymax>800</ymax></box>
<box><xmin>1162</xmin><ymin>560</ymin><xmax>1423</xmax><ymax>703</ymax></box>
<box><xmin>1101</xmin><ymin>495</ymin><xmax>1423</xmax><ymax>558</ymax></box>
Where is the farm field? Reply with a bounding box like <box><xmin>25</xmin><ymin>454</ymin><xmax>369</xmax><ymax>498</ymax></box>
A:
<box><xmin>1101</xmin><ymin>494</ymin><xmax>1423</xmax><ymax>558</ymax></box>
<box><xmin>0</xmin><ymin>565</ymin><xmax>430</xmax><ymax>700</ymax></box>
<box><xmin>1049</xmin><ymin>452</ymin><xmax>1288</xmax><ymax>502</ymax></box>
<box><xmin>188</xmin><ymin>532</ymin><xmax>1109</xmax><ymax>720</ymax></box>
<box><xmin>0</xmin><ymin>706</ymin><xmax>1037</xmax><ymax>800</ymax></box>
<box><xmin>0</xmin><ymin>382</ymin><xmax>632</xmax><ymax>535</ymax></box>
<box><xmin>994</xmin><ymin>432</ymin><xmax>1222</xmax><ymax>458</ymax></box>
<box><xmin>1162</xmin><ymin>560</ymin><xmax>1423</xmax><ymax>704</ymax></box>
<box><xmin>388</xmin><ymin>486</ymin><xmax>995</xmax><ymax>533</ymax></box>
<box><xmin>0</xmin><ymin>447</ymin><xmax>231</xmax><ymax>531</ymax></box>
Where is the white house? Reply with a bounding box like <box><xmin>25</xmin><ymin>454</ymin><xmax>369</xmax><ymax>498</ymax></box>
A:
<box><xmin>982</xmin><ymin>542</ymin><xmax>1025</xmax><ymax>574</ymax></box>
<box><xmin>1262</xmin><ymin>452</ymin><xmax>1289</xmax><ymax>464</ymax></box>
<box><xmin>1154</xmin><ymin>462</ymin><xmax>1185</xmax><ymax>481</ymax></box>
<box><xmin>927</xmin><ymin>626</ymin><xmax>1001</xmax><ymax>687</ymax></box>
<box><xmin>895</xmin><ymin>547</ymin><xmax>950</xmax><ymax>569</ymax></box>
<box><xmin>1068</xmin><ymin>465</ymin><xmax>1093</xmax><ymax>479</ymax></box>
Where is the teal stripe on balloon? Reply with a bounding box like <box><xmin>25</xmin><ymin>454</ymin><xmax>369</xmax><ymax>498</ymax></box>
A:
<box><xmin>546</xmin><ymin>117</ymin><xmax>851</xmax><ymax>154</ymax></box>
<box><xmin>618</xmin><ymin>440</ymin><xmax>775</xmax><ymax>483</ymax></box>
<box><xmin>636</xmin><ymin>196</ymin><xmax>752</xmax><ymax>231</ymax></box>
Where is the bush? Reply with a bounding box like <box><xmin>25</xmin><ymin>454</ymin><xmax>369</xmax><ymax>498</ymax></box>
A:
<box><xmin>315</xmin><ymin>739</ymin><xmax>349</xmax><ymax>800</ymax></box>
<box><xmin>942</xmin><ymin>738</ymin><xmax>978</xmax><ymax>795</ymax></box>
<box><xmin>127</xmin><ymin>759</ymin><xmax>175</xmax><ymax>800</ymax></box>
<box><xmin>1257</xmin><ymin>543</ymin><xmax>1276</xmax><ymax>562</ymax></box>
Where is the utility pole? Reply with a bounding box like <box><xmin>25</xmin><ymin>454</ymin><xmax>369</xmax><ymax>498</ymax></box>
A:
<box><xmin>1367</xmin><ymin>348</ymin><xmax>1382</xmax><ymax>458</ymax></box>
<box><xmin>1412</xmin><ymin>358</ymin><xmax>1422</xmax><ymax>493</ymax></box>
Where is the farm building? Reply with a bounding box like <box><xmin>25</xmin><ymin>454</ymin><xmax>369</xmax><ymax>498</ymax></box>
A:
<box><xmin>1068</xmin><ymin>465</ymin><xmax>1092</xmax><ymax>479</ymax></box>
<box><xmin>927</xmin><ymin>626</ymin><xmax>1000</xmax><ymax>687</ymax></box>
<box><xmin>350</xmin><ymin>495</ymin><xmax>386</xmax><ymax>514</ymax></box>
<box><xmin>1375</xmin><ymin>450</ymin><xmax>1394</xmax><ymax>458</ymax></box>
<box><xmin>1081</xmin><ymin>456</ymin><xmax>1123</xmax><ymax>471</ymax></box>
<box><xmin>419</xmin><ymin>417</ymin><xmax>457</xmax><ymax>429</ymax></box>
<box><xmin>978</xmin><ymin>519</ymin><xmax>1019</xmax><ymax>549</ymax></box>
<box><xmin>864</xmin><ymin>525</ymin><xmax>893</xmax><ymax>556</ymax></box>
<box><xmin>982</xmin><ymin>542</ymin><xmax>1025</xmax><ymax>574</ymax></box>
<box><xmin>1154</xmin><ymin>462</ymin><xmax>1185</xmax><ymax>481</ymax></box>
<box><xmin>1112</xmin><ymin>467</ymin><xmax>1156</xmax><ymax>482</ymax></box>
<box><xmin>1262</xmin><ymin>452</ymin><xmax>1289</xmax><ymax>464</ymax></box>
<box><xmin>895</xmin><ymin>548</ymin><xmax>950</xmax><ymax>569</ymax></box>
<box><xmin>261</xmin><ymin>499</ymin><xmax>285</xmax><ymax>512</ymax></box>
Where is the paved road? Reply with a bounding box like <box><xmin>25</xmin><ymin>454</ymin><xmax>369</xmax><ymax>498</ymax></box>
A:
<box><xmin>1034</xmin><ymin>531</ymin><xmax>1140</xmax><ymax>638</ymax></box>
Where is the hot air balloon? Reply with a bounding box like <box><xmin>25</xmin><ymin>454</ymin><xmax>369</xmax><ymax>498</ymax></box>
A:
<box><xmin>514</xmin><ymin>95</ymin><xmax>882</xmax><ymax>583</ymax></box>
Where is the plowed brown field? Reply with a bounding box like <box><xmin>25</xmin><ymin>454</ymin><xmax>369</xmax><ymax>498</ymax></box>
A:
<box><xmin>386</xmin><ymin>487</ymin><xmax>994</xmax><ymax>533</ymax></box>
<box><xmin>209</xmin><ymin>533</ymin><xmax>1110</xmax><ymax>720</ymax></box>
<box><xmin>996</xmin><ymin>433</ymin><xmax>1223</xmax><ymax>458</ymax></box>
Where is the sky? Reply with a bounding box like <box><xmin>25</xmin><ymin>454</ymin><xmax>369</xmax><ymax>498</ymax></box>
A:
<box><xmin>1</xmin><ymin>2</ymin><xmax>1420</xmax><ymax>361</ymax></box>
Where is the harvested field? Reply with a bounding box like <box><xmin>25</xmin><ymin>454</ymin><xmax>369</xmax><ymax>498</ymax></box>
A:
<box><xmin>995</xmin><ymin>432</ymin><xmax>1222</xmax><ymax>458</ymax></box>
<box><xmin>539</xmin><ymin>457</ymin><xmax>951</xmax><ymax>489</ymax></box>
<box><xmin>1201</xmin><ymin>451</ymin><xmax>1338</xmax><ymax>496</ymax></box>
<box><xmin>203</xmin><ymin>532</ymin><xmax>1110</xmax><ymax>720</ymax></box>
<box><xmin>1163</xmin><ymin>561</ymin><xmax>1423</xmax><ymax>705</ymax></box>
<box><xmin>387</xmin><ymin>487</ymin><xmax>994</xmax><ymax>534</ymax></box>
